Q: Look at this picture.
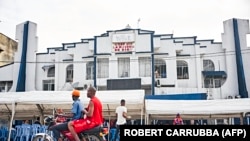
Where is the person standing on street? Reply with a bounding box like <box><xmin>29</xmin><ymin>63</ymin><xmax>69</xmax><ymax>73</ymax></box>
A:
<box><xmin>114</xmin><ymin>99</ymin><xmax>129</xmax><ymax>141</ymax></box>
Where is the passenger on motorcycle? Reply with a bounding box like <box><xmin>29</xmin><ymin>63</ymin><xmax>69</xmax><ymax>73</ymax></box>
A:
<box><xmin>50</xmin><ymin>89</ymin><xmax>84</xmax><ymax>141</ymax></box>
<box><xmin>55</xmin><ymin>108</ymin><xmax>67</xmax><ymax>123</ymax></box>
<box><xmin>68</xmin><ymin>86</ymin><xmax>103</xmax><ymax>141</ymax></box>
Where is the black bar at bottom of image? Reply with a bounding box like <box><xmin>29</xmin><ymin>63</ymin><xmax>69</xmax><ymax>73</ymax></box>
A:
<box><xmin>120</xmin><ymin>125</ymin><xmax>250</xmax><ymax>141</ymax></box>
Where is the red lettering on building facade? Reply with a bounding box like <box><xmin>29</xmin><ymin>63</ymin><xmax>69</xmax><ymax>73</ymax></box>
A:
<box><xmin>113</xmin><ymin>42</ymin><xmax>134</xmax><ymax>52</ymax></box>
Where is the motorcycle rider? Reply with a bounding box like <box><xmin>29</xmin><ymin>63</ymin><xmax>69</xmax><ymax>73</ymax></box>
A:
<box><xmin>68</xmin><ymin>85</ymin><xmax>103</xmax><ymax>141</ymax></box>
<box><xmin>50</xmin><ymin>89</ymin><xmax>84</xmax><ymax>141</ymax></box>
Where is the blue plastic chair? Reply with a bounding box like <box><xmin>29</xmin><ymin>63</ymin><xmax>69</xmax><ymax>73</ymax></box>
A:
<box><xmin>30</xmin><ymin>124</ymin><xmax>40</xmax><ymax>141</ymax></box>
<box><xmin>20</xmin><ymin>125</ymin><xmax>32</xmax><ymax>141</ymax></box>
<box><xmin>0</xmin><ymin>128</ymin><xmax>7</xmax><ymax>141</ymax></box>
<box><xmin>14</xmin><ymin>125</ymin><xmax>23</xmax><ymax>141</ymax></box>
<box><xmin>10</xmin><ymin>129</ymin><xmax>17</xmax><ymax>141</ymax></box>
<box><xmin>39</xmin><ymin>125</ymin><xmax>45</xmax><ymax>133</ymax></box>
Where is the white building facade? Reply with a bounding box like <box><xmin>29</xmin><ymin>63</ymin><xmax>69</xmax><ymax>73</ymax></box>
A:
<box><xmin>0</xmin><ymin>18</ymin><xmax>249</xmax><ymax>100</ymax></box>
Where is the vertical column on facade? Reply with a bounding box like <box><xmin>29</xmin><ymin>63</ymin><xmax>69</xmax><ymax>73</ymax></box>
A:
<box><xmin>109</xmin><ymin>55</ymin><xmax>118</xmax><ymax>79</ymax></box>
<box><xmin>194</xmin><ymin>44</ymin><xmax>203</xmax><ymax>92</ymax></box>
<box><xmin>221</xmin><ymin>19</ymin><xmax>239</xmax><ymax>98</ymax></box>
<box><xmin>130</xmin><ymin>55</ymin><xmax>139</xmax><ymax>78</ymax></box>
<box><xmin>10</xmin><ymin>21</ymin><xmax>38</xmax><ymax>92</ymax></box>
<box><xmin>55</xmin><ymin>53</ymin><xmax>60</xmax><ymax>90</ymax></box>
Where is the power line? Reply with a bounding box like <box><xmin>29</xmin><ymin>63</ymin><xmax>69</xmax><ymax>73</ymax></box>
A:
<box><xmin>0</xmin><ymin>49</ymin><xmax>250</xmax><ymax>64</ymax></box>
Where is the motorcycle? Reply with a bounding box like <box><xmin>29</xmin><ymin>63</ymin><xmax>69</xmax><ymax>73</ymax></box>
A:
<box><xmin>32</xmin><ymin>116</ymin><xmax>108</xmax><ymax>141</ymax></box>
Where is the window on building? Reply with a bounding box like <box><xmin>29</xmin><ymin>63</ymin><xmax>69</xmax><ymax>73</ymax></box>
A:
<box><xmin>214</xmin><ymin>79</ymin><xmax>221</xmax><ymax>88</ymax></box>
<box><xmin>97</xmin><ymin>58</ymin><xmax>109</xmax><ymax>78</ymax></box>
<box><xmin>204</xmin><ymin>78</ymin><xmax>213</xmax><ymax>88</ymax></box>
<box><xmin>203</xmin><ymin>60</ymin><xmax>215</xmax><ymax>71</ymax></box>
<box><xmin>177</xmin><ymin>60</ymin><xmax>189</xmax><ymax>79</ymax></box>
<box><xmin>154</xmin><ymin>58</ymin><xmax>166</xmax><ymax>78</ymax></box>
<box><xmin>43</xmin><ymin>79</ymin><xmax>54</xmax><ymax>91</ymax></box>
<box><xmin>204</xmin><ymin>77</ymin><xmax>225</xmax><ymax>88</ymax></box>
<box><xmin>203</xmin><ymin>59</ymin><xmax>226</xmax><ymax>88</ymax></box>
<box><xmin>86</xmin><ymin>61</ymin><xmax>94</xmax><ymax>80</ymax></box>
<box><xmin>139</xmin><ymin>57</ymin><xmax>151</xmax><ymax>77</ymax></box>
<box><xmin>47</xmin><ymin>67</ymin><xmax>55</xmax><ymax>77</ymax></box>
<box><xmin>0</xmin><ymin>81</ymin><xmax>12</xmax><ymax>92</ymax></box>
<box><xmin>118</xmin><ymin>58</ymin><xmax>130</xmax><ymax>78</ymax></box>
<box><xmin>66</xmin><ymin>64</ymin><xmax>73</xmax><ymax>82</ymax></box>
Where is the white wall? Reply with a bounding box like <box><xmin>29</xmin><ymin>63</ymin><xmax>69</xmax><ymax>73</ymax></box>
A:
<box><xmin>96</xmin><ymin>36</ymin><xmax>112</xmax><ymax>54</ymax></box>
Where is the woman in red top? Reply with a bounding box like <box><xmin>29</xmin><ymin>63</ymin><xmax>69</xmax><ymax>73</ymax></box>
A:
<box><xmin>68</xmin><ymin>86</ymin><xmax>103</xmax><ymax>141</ymax></box>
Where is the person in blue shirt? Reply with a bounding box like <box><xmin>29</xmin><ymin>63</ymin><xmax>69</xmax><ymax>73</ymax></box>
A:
<box><xmin>50</xmin><ymin>89</ymin><xmax>84</xmax><ymax>141</ymax></box>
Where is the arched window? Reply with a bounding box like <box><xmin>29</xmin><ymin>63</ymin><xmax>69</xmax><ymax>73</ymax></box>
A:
<box><xmin>47</xmin><ymin>67</ymin><xmax>55</xmax><ymax>77</ymax></box>
<box><xmin>154</xmin><ymin>59</ymin><xmax>166</xmax><ymax>78</ymax></box>
<box><xmin>203</xmin><ymin>59</ymin><xmax>226</xmax><ymax>88</ymax></box>
<box><xmin>177</xmin><ymin>60</ymin><xmax>189</xmax><ymax>79</ymax></box>
<box><xmin>66</xmin><ymin>64</ymin><xmax>73</xmax><ymax>82</ymax></box>
<box><xmin>203</xmin><ymin>59</ymin><xmax>215</xmax><ymax>71</ymax></box>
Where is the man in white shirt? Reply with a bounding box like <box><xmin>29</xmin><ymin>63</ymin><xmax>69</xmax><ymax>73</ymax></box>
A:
<box><xmin>114</xmin><ymin>99</ymin><xmax>128</xmax><ymax>141</ymax></box>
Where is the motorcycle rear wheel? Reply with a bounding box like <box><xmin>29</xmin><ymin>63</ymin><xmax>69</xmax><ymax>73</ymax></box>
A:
<box><xmin>32</xmin><ymin>135</ymin><xmax>51</xmax><ymax>141</ymax></box>
<box><xmin>84</xmin><ymin>134</ymin><xmax>103</xmax><ymax>141</ymax></box>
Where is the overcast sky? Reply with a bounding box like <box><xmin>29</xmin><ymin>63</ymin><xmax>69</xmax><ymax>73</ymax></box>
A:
<box><xmin>0</xmin><ymin>0</ymin><xmax>249</xmax><ymax>52</ymax></box>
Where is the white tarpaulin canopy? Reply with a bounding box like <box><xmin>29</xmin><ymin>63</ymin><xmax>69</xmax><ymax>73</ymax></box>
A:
<box><xmin>145</xmin><ymin>98</ymin><xmax>250</xmax><ymax>122</ymax></box>
<box><xmin>0</xmin><ymin>89</ymin><xmax>145</xmax><ymax>141</ymax></box>
<box><xmin>0</xmin><ymin>89</ymin><xmax>145</xmax><ymax>121</ymax></box>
